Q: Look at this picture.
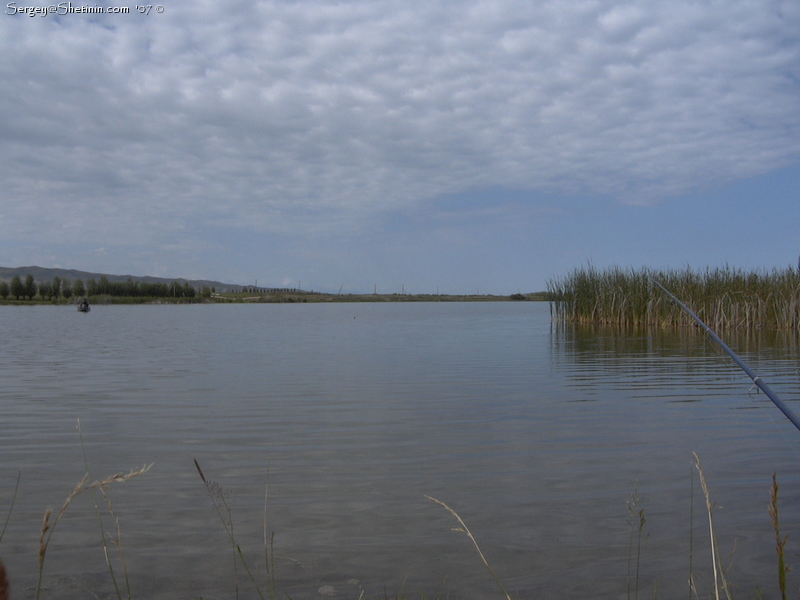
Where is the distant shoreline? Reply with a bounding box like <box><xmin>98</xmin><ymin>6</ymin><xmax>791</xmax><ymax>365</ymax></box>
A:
<box><xmin>0</xmin><ymin>266</ymin><xmax>548</xmax><ymax>303</ymax></box>
<box><xmin>0</xmin><ymin>291</ymin><xmax>550</xmax><ymax>305</ymax></box>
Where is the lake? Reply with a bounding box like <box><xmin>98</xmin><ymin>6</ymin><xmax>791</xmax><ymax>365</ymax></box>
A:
<box><xmin>1</xmin><ymin>302</ymin><xmax>799</xmax><ymax>600</ymax></box>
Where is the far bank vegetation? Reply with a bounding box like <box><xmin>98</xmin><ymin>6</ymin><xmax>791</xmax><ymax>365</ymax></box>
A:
<box><xmin>548</xmin><ymin>265</ymin><xmax>800</xmax><ymax>330</ymax></box>
<box><xmin>0</xmin><ymin>272</ymin><xmax>542</xmax><ymax>304</ymax></box>
<box><xmin>0</xmin><ymin>274</ymin><xmax>200</xmax><ymax>303</ymax></box>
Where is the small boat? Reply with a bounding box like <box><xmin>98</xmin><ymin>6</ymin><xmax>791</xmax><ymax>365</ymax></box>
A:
<box><xmin>77</xmin><ymin>299</ymin><xmax>90</xmax><ymax>312</ymax></box>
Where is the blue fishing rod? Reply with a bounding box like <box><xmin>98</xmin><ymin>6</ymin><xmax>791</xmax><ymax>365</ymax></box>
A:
<box><xmin>651</xmin><ymin>279</ymin><xmax>800</xmax><ymax>433</ymax></box>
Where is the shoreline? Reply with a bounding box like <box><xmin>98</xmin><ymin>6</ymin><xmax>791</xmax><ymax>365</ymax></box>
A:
<box><xmin>0</xmin><ymin>291</ymin><xmax>550</xmax><ymax>305</ymax></box>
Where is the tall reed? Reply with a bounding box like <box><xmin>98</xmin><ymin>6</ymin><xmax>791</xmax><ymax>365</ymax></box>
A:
<box><xmin>548</xmin><ymin>265</ymin><xmax>800</xmax><ymax>329</ymax></box>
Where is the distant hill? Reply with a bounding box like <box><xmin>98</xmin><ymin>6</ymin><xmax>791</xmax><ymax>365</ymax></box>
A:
<box><xmin>0</xmin><ymin>266</ymin><xmax>241</xmax><ymax>292</ymax></box>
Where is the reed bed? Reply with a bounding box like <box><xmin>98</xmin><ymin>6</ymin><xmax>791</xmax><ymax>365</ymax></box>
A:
<box><xmin>547</xmin><ymin>265</ymin><xmax>800</xmax><ymax>330</ymax></box>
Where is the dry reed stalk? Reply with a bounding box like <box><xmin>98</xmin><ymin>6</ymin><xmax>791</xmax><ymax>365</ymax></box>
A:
<box><xmin>692</xmin><ymin>453</ymin><xmax>732</xmax><ymax>600</ymax></box>
<box><xmin>35</xmin><ymin>465</ymin><xmax>150</xmax><ymax>600</ymax></box>
<box><xmin>768</xmin><ymin>473</ymin><xmax>788</xmax><ymax>600</ymax></box>
<box><xmin>0</xmin><ymin>470</ymin><xmax>21</xmax><ymax>546</ymax></box>
<box><xmin>425</xmin><ymin>496</ymin><xmax>512</xmax><ymax>600</ymax></box>
<box><xmin>98</xmin><ymin>485</ymin><xmax>132</xmax><ymax>600</ymax></box>
<box><xmin>627</xmin><ymin>484</ymin><xmax>647</xmax><ymax>600</ymax></box>
<box><xmin>194</xmin><ymin>459</ymin><xmax>239</xmax><ymax>598</ymax></box>
<box><xmin>77</xmin><ymin>418</ymin><xmax>129</xmax><ymax>600</ymax></box>
<box><xmin>262</xmin><ymin>468</ymin><xmax>278</xmax><ymax>600</ymax></box>
<box><xmin>193</xmin><ymin>458</ymin><xmax>266</xmax><ymax>600</ymax></box>
<box><xmin>693</xmin><ymin>453</ymin><xmax>719</xmax><ymax>600</ymax></box>
<box><xmin>688</xmin><ymin>460</ymin><xmax>695</xmax><ymax>600</ymax></box>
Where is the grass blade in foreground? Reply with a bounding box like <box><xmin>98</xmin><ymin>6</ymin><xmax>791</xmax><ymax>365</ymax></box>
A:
<box><xmin>769</xmin><ymin>473</ymin><xmax>788</xmax><ymax>600</ymax></box>
<box><xmin>35</xmin><ymin>465</ymin><xmax>151</xmax><ymax>600</ymax></box>
<box><xmin>0</xmin><ymin>470</ymin><xmax>20</xmax><ymax>545</ymax></box>
<box><xmin>426</xmin><ymin>496</ymin><xmax>512</xmax><ymax>600</ymax></box>
<box><xmin>652</xmin><ymin>280</ymin><xmax>800</xmax><ymax>433</ymax></box>
<box><xmin>193</xmin><ymin>458</ymin><xmax>266</xmax><ymax>600</ymax></box>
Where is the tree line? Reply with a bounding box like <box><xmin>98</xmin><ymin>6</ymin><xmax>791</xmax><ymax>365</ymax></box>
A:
<box><xmin>0</xmin><ymin>274</ymin><xmax>198</xmax><ymax>300</ymax></box>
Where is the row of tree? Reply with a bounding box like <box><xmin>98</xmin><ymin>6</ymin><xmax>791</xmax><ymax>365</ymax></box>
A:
<box><xmin>86</xmin><ymin>276</ymin><xmax>196</xmax><ymax>298</ymax></box>
<box><xmin>0</xmin><ymin>274</ymin><xmax>197</xmax><ymax>300</ymax></box>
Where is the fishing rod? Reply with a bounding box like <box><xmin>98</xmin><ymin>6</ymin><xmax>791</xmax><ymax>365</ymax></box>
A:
<box><xmin>651</xmin><ymin>279</ymin><xmax>800</xmax><ymax>433</ymax></box>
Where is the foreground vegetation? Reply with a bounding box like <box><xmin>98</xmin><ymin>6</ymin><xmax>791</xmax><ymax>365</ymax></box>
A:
<box><xmin>0</xmin><ymin>452</ymin><xmax>793</xmax><ymax>600</ymax></box>
<box><xmin>548</xmin><ymin>265</ymin><xmax>800</xmax><ymax>329</ymax></box>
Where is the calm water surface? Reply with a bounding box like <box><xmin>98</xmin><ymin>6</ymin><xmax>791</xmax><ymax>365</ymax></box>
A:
<box><xmin>1</xmin><ymin>302</ymin><xmax>799</xmax><ymax>599</ymax></box>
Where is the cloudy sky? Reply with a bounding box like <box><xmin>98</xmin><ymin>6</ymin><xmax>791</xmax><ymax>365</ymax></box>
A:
<box><xmin>1</xmin><ymin>0</ymin><xmax>798</xmax><ymax>293</ymax></box>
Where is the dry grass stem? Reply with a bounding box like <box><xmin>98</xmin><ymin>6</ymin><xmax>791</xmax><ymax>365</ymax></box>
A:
<box><xmin>693</xmin><ymin>453</ymin><xmax>719</xmax><ymax>600</ymax></box>
<box><xmin>99</xmin><ymin>485</ymin><xmax>133</xmax><ymax>600</ymax></box>
<box><xmin>262</xmin><ymin>468</ymin><xmax>278</xmax><ymax>600</ymax></box>
<box><xmin>692</xmin><ymin>453</ymin><xmax>733</xmax><ymax>600</ymax></box>
<box><xmin>425</xmin><ymin>495</ymin><xmax>512</xmax><ymax>600</ymax></box>
<box><xmin>689</xmin><ymin>573</ymin><xmax>699</xmax><ymax>600</ymax></box>
<box><xmin>35</xmin><ymin>465</ymin><xmax>151</xmax><ymax>600</ymax></box>
<box><xmin>78</xmin><ymin>418</ymin><xmax>128</xmax><ymax>600</ymax></box>
<box><xmin>194</xmin><ymin>458</ymin><xmax>239</xmax><ymax>598</ymax></box>
<box><xmin>194</xmin><ymin>458</ymin><xmax>266</xmax><ymax>600</ymax></box>
<box><xmin>769</xmin><ymin>473</ymin><xmax>788</xmax><ymax>600</ymax></box>
<box><xmin>627</xmin><ymin>483</ymin><xmax>648</xmax><ymax>600</ymax></box>
<box><xmin>0</xmin><ymin>470</ymin><xmax>21</xmax><ymax>546</ymax></box>
<box><xmin>689</xmin><ymin>460</ymin><xmax>695</xmax><ymax>600</ymax></box>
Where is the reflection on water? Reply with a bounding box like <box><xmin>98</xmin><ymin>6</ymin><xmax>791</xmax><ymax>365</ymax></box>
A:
<box><xmin>0</xmin><ymin>303</ymin><xmax>799</xmax><ymax>599</ymax></box>
<box><xmin>553</xmin><ymin>321</ymin><xmax>800</xmax><ymax>403</ymax></box>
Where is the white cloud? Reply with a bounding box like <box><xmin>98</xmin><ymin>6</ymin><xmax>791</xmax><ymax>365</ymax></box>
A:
<box><xmin>0</xmin><ymin>0</ymin><xmax>798</xmax><ymax>248</ymax></box>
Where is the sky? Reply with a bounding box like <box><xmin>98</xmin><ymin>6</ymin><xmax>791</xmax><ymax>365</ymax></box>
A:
<box><xmin>1</xmin><ymin>0</ymin><xmax>799</xmax><ymax>294</ymax></box>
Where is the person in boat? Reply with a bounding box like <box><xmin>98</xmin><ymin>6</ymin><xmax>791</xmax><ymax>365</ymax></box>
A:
<box><xmin>79</xmin><ymin>298</ymin><xmax>89</xmax><ymax>311</ymax></box>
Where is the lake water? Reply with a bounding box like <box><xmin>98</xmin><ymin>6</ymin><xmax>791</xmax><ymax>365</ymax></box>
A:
<box><xmin>1</xmin><ymin>302</ymin><xmax>799</xmax><ymax>600</ymax></box>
